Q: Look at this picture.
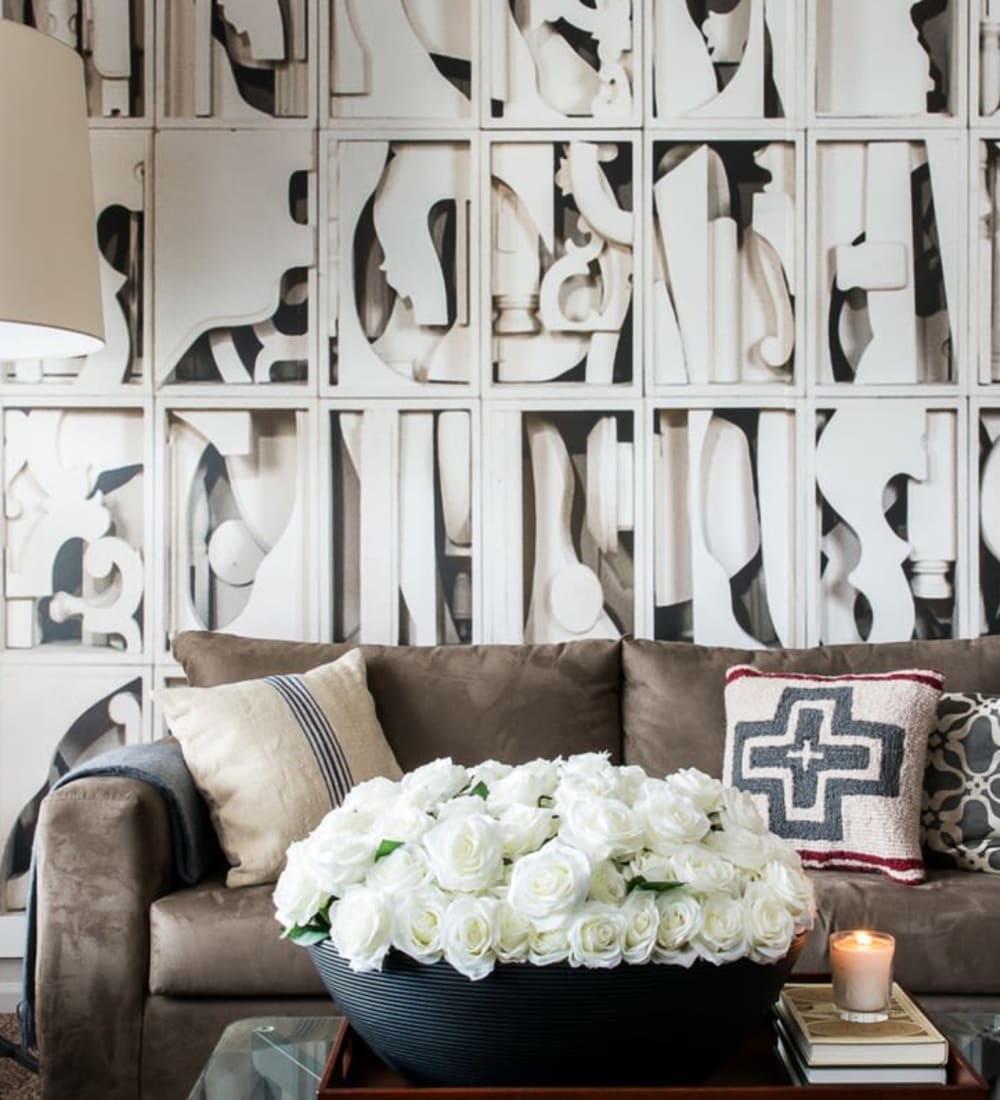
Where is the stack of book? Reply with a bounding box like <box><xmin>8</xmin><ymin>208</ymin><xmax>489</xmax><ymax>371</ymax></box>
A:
<box><xmin>774</xmin><ymin>982</ymin><xmax>950</xmax><ymax>1085</ymax></box>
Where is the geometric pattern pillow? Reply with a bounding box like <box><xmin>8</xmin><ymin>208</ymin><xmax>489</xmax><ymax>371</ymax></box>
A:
<box><xmin>922</xmin><ymin>692</ymin><xmax>1000</xmax><ymax>873</ymax></box>
<box><xmin>157</xmin><ymin>648</ymin><xmax>402</xmax><ymax>887</ymax></box>
<box><xmin>723</xmin><ymin>665</ymin><xmax>945</xmax><ymax>884</ymax></box>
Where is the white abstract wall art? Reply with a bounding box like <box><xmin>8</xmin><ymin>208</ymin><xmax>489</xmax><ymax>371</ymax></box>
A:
<box><xmin>652</xmin><ymin>407</ymin><xmax>795</xmax><ymax>647</ymax></box>
<box><xmin>491</xmin><ymin>139</ymin><xmax>634</xmax><ymax>387</ymax></box>
<box><xmin>330</xmin><ymin>0</ymin><xmax>473</xmax><ymax>120</ymax></box>
<box><xmin>327</xmin><ymin>138</ymin><xmax>475</xmax><ymax>392</ymax></box>
<box><xmin>161</xmin><ymin>0</ymin><xmax>312</xmax><ymax>121</ymax></box>
<box><xmin>154</xmin><ymin>130</ymin><xmax>314</xmax><ymax>387</ymax></box>
<box><xmin>651</xmin><ymin>0</ymin><xmax>795</xmax><ymax>120</ymax></box>
<box><xmin>483</xmin><ymin>408</ymin><xmax>633</xmax><ymax>643</ymax></box>
<box><xmin>163</xmin><ymin>407</ymin><xmax>311</xmax><ymax>646</ymax></box>
<box><xmin>3</xmin><ymin>408</ymin><xmax>145</xmax><ymax>653</ymax></box>
<box><xmin>651</xmin><ymin>140</ymin><xmax>796</xmax><ymax>386</ymax></box>
<box><xmin>331</xmin><ymin>407</ymin><xmax>474</xmax><ymax>645</ymax></box>
<box><xmin>979</xmin><ymin>407</ymin><xmax>1000</xmax><ymax>634</ymax></box>
<box><xmin>489</xmin><ymin>0</ymin><xmax>634</xmax><ymax>123</ymax></box>
<box><xmin>0</xmin><ymin>672</ymin><xmax>142</xmax><ymax>914</ymax></box>
<box><xmin>813</xmin><ymin>138</ymin><xmax>961</xmax><ymax>385</ymax></box>
<box><xmin>815</xmin><ymin>404</ymin><xmax>958</xmax><ymax>645</ymax></box>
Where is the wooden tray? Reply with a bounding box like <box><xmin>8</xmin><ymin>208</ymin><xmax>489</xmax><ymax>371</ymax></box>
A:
<box><xmin>316</xmin><ymin>1018</ymin><xmax>990</xmax><ymax>1099</ymax></box>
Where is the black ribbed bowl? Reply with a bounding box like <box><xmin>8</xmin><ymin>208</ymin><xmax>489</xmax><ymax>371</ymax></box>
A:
<box><xmin>308</xmin><ymin>932</ymin><xmax>805</xmax><ymax>1087</ymax></box>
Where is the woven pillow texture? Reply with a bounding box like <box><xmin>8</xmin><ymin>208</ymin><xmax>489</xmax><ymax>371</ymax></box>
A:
<box><xmin>723</xmin><ymin>665</ymin><xmax>944</xmax><ymax>884</ymax></box>
<box><xmin>157</xmin><ymin>648</ymin><xmax>401</xmax><ymax>886</ymax></box>
<box><xmin>923</xmin><ymin>692</ymin><xmax>1000</xmax><ymax>873</ymax></box>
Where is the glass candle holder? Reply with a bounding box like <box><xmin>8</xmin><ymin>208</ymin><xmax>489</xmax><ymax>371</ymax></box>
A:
<box><xmin>830</xmin><ymin>930</ymin><xmax>895</xmax><ymax>1022</ymax></box>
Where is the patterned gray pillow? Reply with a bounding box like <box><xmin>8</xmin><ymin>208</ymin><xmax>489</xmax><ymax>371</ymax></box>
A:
<box><xmin>922</xmin><ymin>693</ymin><xmax>1000</xmax><ymax>873</ymax></box>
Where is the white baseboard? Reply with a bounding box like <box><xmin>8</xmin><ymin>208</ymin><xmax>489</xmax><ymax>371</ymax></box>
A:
<box><xmin>0</xmin><ymin>982</ymin><xmax>20</xmax><ymax>1013</ymax></box>
<box><xmin>0</xmin><ymin>915</ymin><xmax>25</xmax><ymax>958</ymax></box>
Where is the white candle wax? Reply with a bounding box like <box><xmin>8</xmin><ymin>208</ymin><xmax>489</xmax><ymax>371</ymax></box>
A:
<box><xmin>830</xmin><ymin>930</ymin><xmax>895</xmax><ymax>1019</ymax></box>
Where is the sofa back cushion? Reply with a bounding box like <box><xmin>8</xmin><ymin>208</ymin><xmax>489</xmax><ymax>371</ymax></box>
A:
<box><xmin>173</xmin><ymin>632</ymin><xmax>623</xmax><ymax>770</ymax></box>
<box><xmin>622</xmin><ymin>636</ymin><xmax>1000</xmax><ymax>779</ymax></box>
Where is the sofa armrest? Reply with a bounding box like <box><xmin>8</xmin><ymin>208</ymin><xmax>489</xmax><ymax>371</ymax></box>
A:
<box><xmin>34</xmin><ymin>776</ymin><xmax>174</xmax><ymax>1100</ymax></box>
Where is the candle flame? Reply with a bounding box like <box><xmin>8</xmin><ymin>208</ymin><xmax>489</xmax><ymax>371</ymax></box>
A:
<box><xmin>855</xmin><ymin>931</ymin><xmax>874</xmax><ymax>946</ymax></box>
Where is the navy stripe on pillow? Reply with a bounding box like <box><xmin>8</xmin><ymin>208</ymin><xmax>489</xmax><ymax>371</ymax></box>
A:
<box><xmin>266</xmin><ymin>674</ymin><xmax>354</xmax><ymax>804</ymax></box>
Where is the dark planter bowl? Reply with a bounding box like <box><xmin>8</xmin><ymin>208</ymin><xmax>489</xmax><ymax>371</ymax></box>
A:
<box><xmin>308</xmin><ymin>931</ymin><xmax>806</xmax><ymax>1087</ymax></box>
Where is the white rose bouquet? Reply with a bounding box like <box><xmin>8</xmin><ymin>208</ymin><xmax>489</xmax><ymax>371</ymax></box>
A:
<box><xmin>274</xmin><ymin>754</ymin><xmax>814</xmax><ymax>982</ymax></box>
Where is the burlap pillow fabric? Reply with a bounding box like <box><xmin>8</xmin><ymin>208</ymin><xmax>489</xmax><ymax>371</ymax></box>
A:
<box><xmin>723</xmin><ymin>666</ymin><xmax>944</xmax><ymax>884</ymax></box>
<box><xmin>157</xmin><ymin>648</ymin><xmax>402</xmax><ymax>887</ymax></box>
<box><xmin>923</xmin><ymin>692</ymin><xmax>1000</xmax><ymax>873</ymax></box>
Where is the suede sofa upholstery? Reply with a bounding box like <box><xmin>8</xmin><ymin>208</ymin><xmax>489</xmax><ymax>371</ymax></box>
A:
<box><xmin>32</xmin><ymin>632</ymin><xmax>1000</xmax><ymax>1099</ymax></box>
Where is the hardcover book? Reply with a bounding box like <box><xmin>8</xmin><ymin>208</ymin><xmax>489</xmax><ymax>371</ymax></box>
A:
<box><xmin>776</xmin><ymin>982</ymin><xmax>948</xmax><ymax>1066</ymax></box>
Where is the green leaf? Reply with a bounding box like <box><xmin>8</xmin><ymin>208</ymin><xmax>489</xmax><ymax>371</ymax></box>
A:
<box><xmin>626</xmin><ymin>875</ymin><xmax>686</xmax><ymax>894</ymax></box>
<box><xmin>282</xmin><ymin>924</ymin><xmax>330</xmax><ymax>947</ymax></box>
<box><xmin>469</xmin><ymin>781</ymin><xmax>489</xmax><ymax>800</ymax></box>
<box><xmin>375</xmin><ymin>838</ymin><xmax>405</xmax><ymax>861</ymax></box>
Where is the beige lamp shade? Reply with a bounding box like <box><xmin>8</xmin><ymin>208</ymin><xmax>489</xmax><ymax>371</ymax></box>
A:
<box><xmin>0</xmin><ymin>20</ymin><xmax>104</xmax><ymax>359</ymax></box>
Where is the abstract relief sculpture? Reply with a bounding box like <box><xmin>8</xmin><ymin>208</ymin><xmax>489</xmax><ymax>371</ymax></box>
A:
<box><xmin>154</xmin><ymin>130</ymin><xmax>313</xmax><ymax>386</ymax></box>
<box><xmin>161</xmin><ymin>0</ymin><xmax>312</xmax><ymax>120</ymax></box>
<box><xmin>3</xmin><ymin>132</ymin><xmax>149</xmax><ymax>389</ymax></box>
<box><xmin>651</xmin><ymin>0</ymin><xmax>794</xmax><ymax>120</ymax></box>
<box><xmin>814</xmin><ymin>139</ymin><xmax>961</xmax><ymax>385</ymax></box>
<box><xmin>651</xmin><ymin>141</ymin><xmax>796</xmax><ymax>386</ymax></box>
<box><xmin>484</xmin><ymin>408</ymin><xmax>633</xmax><ymax>643</ymax></box>
<box><xmin>653</xmin><ymin>408</ymin><xmax>795</xmax><ymax>647</ymax></box>
<box><xmin>164</xmin><ymin>408</ymin><xmax>311</xmax><ymax>645</ymax></box>
<box><xmin>3</xmin><ymin>408</ymin><xmax>145</xmax><ymax>652</ymax></box>
<box><xmin>491</xmin><ymin>140</ymin><xmax>634</xmax><ymax>386</ymax></box>
<box><xmin>0</xmin><ymin>672</ymin><xmax>142</xmax><ymax>915</ymax></box>
<box><xmin>331</xmin><ymin>407</ymin><xmax>474</xmax><ymax>645</ymax></box>
<box><xmin>328</xmin><ymin>139</ymin><xmax>474</xmax><ymax>391</ymax></box>
<box><xmin>982</xmin><ymin>1</ymin><xmax>1000</xmax><ymax>117</ymax></box>
<box><xmin>489</xmin><ymin>0</ymin><xmax>634</xmax><ymax>122</ymax></box>
<box><xmin>816</xmin><ymin>404</ymin><xmax>958</xmax><ymax>644</ymax></box>
<box><xmin>330</xmin><ymin>0</ymin><xmax>472</xmax><ymax>120</ymax></box>
<box><xmin>979</xmin><ymin>409</ymin><xmax>1000</xmax><ymax>634</ymax></box>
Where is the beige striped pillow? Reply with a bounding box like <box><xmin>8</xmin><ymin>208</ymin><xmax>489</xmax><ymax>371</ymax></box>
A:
<box><xmin>157</xmin><ymin>649</ymin><xmax>401</xmax><ymax>887</ymax></box>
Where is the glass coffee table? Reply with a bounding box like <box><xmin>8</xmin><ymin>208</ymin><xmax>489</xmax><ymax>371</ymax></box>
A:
<box><xmin>932</xmin><ymin>1011</ymin><xmax>1000</xmax><ymax>1100</ymax></box>
<box><xmin>187</xmin><ymin>1016</ymin><xmax>342</xmax><ymax>1099</ymax></box>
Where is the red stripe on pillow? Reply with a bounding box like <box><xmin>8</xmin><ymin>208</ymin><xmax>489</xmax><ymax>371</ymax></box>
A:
<box><xmin>798</xmin><ymin>847</ymin><xmax>925</xmax><ymax>884</ymax></box>
<box><xmin>724</xmin><ymin>665</ymin><xmax>944</xmax><ymax>691</ymax></box>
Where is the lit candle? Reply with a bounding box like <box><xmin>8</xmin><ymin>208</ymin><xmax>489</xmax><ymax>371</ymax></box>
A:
<box><xmin>829</xmin><ymin>930</ymin><xmax>895</xmax><ymax>1022</ymax></box>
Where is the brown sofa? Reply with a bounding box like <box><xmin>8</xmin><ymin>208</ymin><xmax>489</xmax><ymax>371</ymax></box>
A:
<box><xmin>33</xmin><ymin>632</ymin><xmax>1000</xmax><ymax>1099</ymax></box>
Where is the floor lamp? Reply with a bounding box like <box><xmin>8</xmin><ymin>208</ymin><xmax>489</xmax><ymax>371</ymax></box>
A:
<box><xmin>0</xmin><ymin>16</ymin><xmax>104</xmax><ymax>1072</ymax></box>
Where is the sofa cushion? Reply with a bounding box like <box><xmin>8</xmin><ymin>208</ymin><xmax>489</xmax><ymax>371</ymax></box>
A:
<box><xmin>722</xmin><ymin>665</ymin><xmax>943</xmax><ymax>884</ymax></box>
<box><xmin>793</xmin><ymin>868</ymin><xmax>1000</xmax><ymax>995</ymax></box>
<box><xmin>622</xmin><ymin>636</ymin><xmax>1000</xmax><ymax>779</ymax></box>
<box><xmin>173</xmin><ymin>632</ymin><xmax>624</xmax><ymax>769</ymax></box>
<box><xmin>157</xmin><ymin>650</ymin><xmax>401</xmax><ymax>887</ymax></box>
<box><xmin>923</xmin><ymin>692</ymin><xmax>1000</xmax><ymax>873</ymax></box>
<box><xmin>149</xmin><ymin>877</ymin><xmax>326</xmax><ymax>996</ymax></box>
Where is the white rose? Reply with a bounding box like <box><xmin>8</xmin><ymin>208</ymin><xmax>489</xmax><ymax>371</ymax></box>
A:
<box><xmin>376</xmin><ymin>799</ymin><xmax>436</xmax><ymax>844</ymax></box>
<box><xmin>626</xmin><ymin>851</ymin><xmax>676</xmax><ymax>885</ymax></box>
<box><xmin>506</xmin><ymin>840</ymin><xmax>591</xmax><ymax>931</ymax></box>
<box><xmin>662</xmin><ymin>769</ymin><xmax>725</xmax><ymax>814</ymax></box>
<box><xmin>568</xmin><ymin>903</ymin><xmax>625</xmax><ymax>969</ymax></box>
<box><xmin>766</xmin><ymin>833</ymin><xmax>805</xmax><ymax>871</ymax></box>
<box><xmin>637</xmin><ymin>785</ymin><xmax>711</xmax><ymax>851</ymax></box>
<box><xmin>670</xmin><ymin>845</ymin><xmax>742</xmax><ymax>896</ymax></box>
<box><xmin>718</xmin><ymin>788</ymin><xmax>767</xmax><ymax>834</ymax></box>
<box><xmin>621</xmin><ymin>892</ymin><xmax>659</xmax><ymax>965</ymax></box>
<box><xmin>391</xmin><ymin>888</ymin><xmax>448</xmax><ymax>964</ymax></box>
<box><xmin>703</xmin><ymin>824</ymin><xmax>769</xmax><ymax>871</ymax></box>
<box><xmin>328</xmin><ymin>886</ymin><xmax>393</xmax><ymax>971</ymax></box>
<box><xmin>497</xmin><ymin>804</ymin><xmax>555</xmax><ymax>859</ymax></box>
<box><xmin>435</xmin><ymin>795</ymin><xmax>490</xmax><ymax>822</ymax></box>
<box><xmin>618</xmin><ymin>764</ymin><xmax>651</xmax><ymax>807</ymax></box>
<box><xmin>467</xmin><ymin>760</ymin><xmax>513</xmax><ymax>789</ymax></box>
<box><xmin>528</xmin><ymin>923</ymin><xmax>571</xmax><ymax>966</ymax></box>
<box><xmin>273</xmin><ymin>839</ymin><xmax>330</xmax><ymax>930</ymax></box>
<box><xmin>341</xmin><ymin>776</ymin><xmax>401</xmax><ymax>814</ymax></box>
<box><xmin>366</xmin><ymin>844</ymin><xmax>432</xmax><ymax>894</ymax></box>
<box><xmin>743</xmin><ymin>881</ymin><xmax>795</xmax><ymax>963</ymax></box>
<box><xmin>487</xmin><ymin>759</ymin><xmax>560</xmax><ymax>811</ymax></box>
<box><xmin>558</xmin><ymin>796</ymin><xmax>644</xmax><ymax>862</ymax></box>
<box><xmin>306</xmin><ymin>809</ymin><xmax>377</xmax><ymax>896</ymax></box>
<box><xmin>653</xmin><ymin>890</ymin><xmax>702</xmax><ymax>967</ymax></box>
<box><xmin>589</xmin><ymin>860</ymin><xmax>628</xmax><ymax>905</ymax></box>
<box><xmin>401</xmin><ymin>758</ymin><xmax>470</xmax><ymax>811</ymax></box>
<box><xmin>695</xmin><ymin>894</ymin><xmax>749</xmax><ymax>964</ymax></box>
<box><xmin>423</xmin><ymin>813</ymin><xmax>503</xmax><ymax>893</ymax></box>
<box><xmin>495</xmin><ymin>900</ymin><xmax>532</xmax><ymax>962</ymax></box>
<box><xmin>442</xmin><ymin>896</ymin><xmax>499</xmax><ymax>981</ymax></box>
<box><xmin>762</xmin><ymin>860</ymin><xmax>815</xmax><ymax>927</ymax></box>
<box><xmin>555</xmin><ymin>753</ymin><xmax>622</xmax><ymax>805</ymax></box>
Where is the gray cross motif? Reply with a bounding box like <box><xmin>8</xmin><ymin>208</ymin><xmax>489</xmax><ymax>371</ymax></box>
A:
<box><xmin>731</xmin><ymin>685</ymin><xmax>905</xmax><ymax>840</ymax></box>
